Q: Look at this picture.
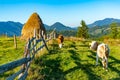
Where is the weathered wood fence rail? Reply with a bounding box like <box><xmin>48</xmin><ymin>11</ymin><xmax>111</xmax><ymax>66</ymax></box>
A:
<box><xmin>0</xmin><ymin>29</ymin><xmax>56</xmax><ymax>80</ymax></box>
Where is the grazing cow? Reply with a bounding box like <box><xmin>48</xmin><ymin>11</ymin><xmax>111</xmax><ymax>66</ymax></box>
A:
<box><xmin>57</xmin><ymin>35</ymin><xmax>64</xmax><ymax>48</ymax></box>
<box><xmin>90</xmin><ymin>41</ymin><xmax>110</xmax><ymax>70</ymax></box>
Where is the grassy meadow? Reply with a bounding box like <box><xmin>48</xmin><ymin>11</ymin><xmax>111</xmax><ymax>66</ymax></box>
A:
<box><xmin>27</xmin><ymin>38</ymin><xmax>120</xmax><ymax>80</ymax></box>
<box><xmin>0</xmin><ymin>37</ymin><xmax>120</xmax><ymax>80</ymax></box>
<box><xmin>0</xmin><ymin>36</ymin><xmax>25</xmax><ymax>80</ymax></box>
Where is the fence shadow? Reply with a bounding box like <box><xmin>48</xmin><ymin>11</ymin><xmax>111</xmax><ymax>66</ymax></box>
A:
<box><xmin>88</xmin><ymin>50</ymin><xmax>120</xmax><ymax>79</ymax></box>
<box><xmin>109</xmin><ymin>56</ymin><xmax>120</xmax><ymax>77</ymax></box>
<box><xmin>87</xmin><ymin>50</ymin><xmax>102</xmax><ymax>65</ymax></box>
<box><xmin>64</xmin><ymin>49</ymin><xmax>101</xmax><ymax>80</ymax></box>
<box><xmin>40</xmin><ymin>59</ymin><xmax>64</xmax><ymax>80</ymax></box>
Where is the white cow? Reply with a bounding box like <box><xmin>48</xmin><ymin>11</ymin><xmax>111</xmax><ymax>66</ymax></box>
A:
<box><xmin>90</xmin><ymin>41</ymin><xmax>110</xmax><ymax>70</ymax></box>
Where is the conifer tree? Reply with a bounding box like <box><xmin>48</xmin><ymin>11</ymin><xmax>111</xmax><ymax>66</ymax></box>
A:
<box><xmin>77</xmin><ymin>20</ymin><xmax>89</xmax><ymax>39</ymax></box>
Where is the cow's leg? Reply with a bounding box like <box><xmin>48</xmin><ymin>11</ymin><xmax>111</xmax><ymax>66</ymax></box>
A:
<box><xmin>59</xmin><ymin>43</ymin><xmax>62</xmax><ymax>48</ymax></box>
<box><xmin>106</xmin><ymin>58</ymin><xmax>108</xmax><ymax>71</ymax></box>
<box><xmin>96</xmin><ymin>54</ymin><xmax>98</xmax><ymax>66</ymax></box>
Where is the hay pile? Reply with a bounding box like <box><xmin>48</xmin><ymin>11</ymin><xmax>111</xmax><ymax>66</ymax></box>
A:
<box><xmin>21</xmin><ymin>12</ymin><xmax>46</xmax><ymax>41</ymax></box>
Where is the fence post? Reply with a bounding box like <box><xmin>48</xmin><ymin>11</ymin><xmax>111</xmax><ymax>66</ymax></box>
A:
<box><xmin>40</xmin><ymin>30</ymin><xmax>49</xmax><ymax>51</ymax></box>
<box><xmin>18</xmin><ymin>39</ymin><xmax>31</xmax><ymax>79</ymax></box>
<box><xmin>14</xmin><ymin>35</ymin><xmax>17</xmax><ymax>49</ymax></box>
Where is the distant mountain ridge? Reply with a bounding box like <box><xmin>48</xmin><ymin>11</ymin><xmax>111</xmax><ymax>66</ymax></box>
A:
<box><xmin>0</xmin><ymin>21</ymin><xmax>76</xmax><ymax>36</ymax></box>
<box><xmin>89</xmin><ymin>18</ymin><xmax>120</xmax><ymax>37</ymax></box>
<box><xmin>88</xmin><ymin>18</ymin><xmax>120</xmax><ymax>27</ymax></box>
<box><xmin>0</xmin><ymin>21</ymin><xmax>23</xmax><ymax>36</ymax></box>
<box><xmin>48</xmin><ymin>22</ymin><xmax>75</xmax><ymax>31</ymax></box>
<box><xmin>1</xmin><ymin>18</ymin><xmax>120</xmax><ymax>37</ymax></box>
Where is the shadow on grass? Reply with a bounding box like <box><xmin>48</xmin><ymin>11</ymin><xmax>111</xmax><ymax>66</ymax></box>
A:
<box><xmin>32</xmin><ymin>43</ymin><xmax>64</xmax><ymax>80</ymax></box>
<box><xmin>109</xmin><ymin>56</ymin><xmax>120</xmax><ymax>77</ymax></box>
<box><xmin>87</xmin><ymin>50</ymin><xmax>102</xmax><ymax>65</ymax></box>
<box><xmin>40</xmin><ymin>59</ymin><xmax>64</xmax><ymax>80</ymax></box>
<box><xmin>33</xmin><ymin>43</ymin><xmax>102</xmax><ymax>80</ymax></box>
<box><xmin>66</xmin><ymin>49</ymin><xmax>101</xmax><ymax>80</ymax></box>
<box><xmin>48</xmin><ymin>43</ymin><xmax>61</xmax><ymax>55</ymax></box>
<box><xmin>110</xmin><ymin>78</ymin><xmax>120</xmax><ymax>80</ymax></box>
<box><xmin>79</xmin><ymin>44</ymin><xmax>89</xmax><ymax>48</ymax></box>
<box><xmin>88</xmin><ymin>50</ymin><xmax>120</xmax><ymax>79</ymax></box>
<box><xmin>0</xmin><ymin>71</ymin><xmax>14</xmax><ymax>79</ymax></box>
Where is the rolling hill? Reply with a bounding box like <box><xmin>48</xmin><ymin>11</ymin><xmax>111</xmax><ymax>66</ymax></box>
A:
<box><xmin>49</xmin><ymin>22</ymin><xmax>75</xmax><ymax>31</ymax></box>
<box><xmin>88</xmin><ymin>18</ymin><xmax>120</xmax><ymax>37</ymax></box>
<box><xmin>88</xmin><ymin>18</ymin><xmax>120</xmax><ymax>27</ymax></box>
<box><xmin>0</xmin><ymin>21</ymin><xmax>23</xmax><ymax>36</ymax></box>
<box><xmin>0</xmin><ymin>18</ymin><xmax>120</xmax><ymax>37</ymax></box>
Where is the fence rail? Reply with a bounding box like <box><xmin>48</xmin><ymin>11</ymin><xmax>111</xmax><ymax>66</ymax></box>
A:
<box><xmin>0</xmin><ymin>29</ymin><xmax>56</xmax><ymax>80</ymax></box>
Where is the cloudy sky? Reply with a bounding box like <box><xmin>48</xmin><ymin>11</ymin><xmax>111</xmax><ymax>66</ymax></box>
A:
<box><xmin>0</xmin><ymin>0</ymin><xmax>120</xmax><ymax>27</ymax></box>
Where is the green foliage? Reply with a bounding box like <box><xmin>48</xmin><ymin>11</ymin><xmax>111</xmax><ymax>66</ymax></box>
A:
<box><xmin>77</xmin><ymin>20</ymin><xmax>89</xmax><ymax>39</ymax></box>
<box><xmin>47</xmin><ymin>30</ymin><xmax>77</xmax><ymax>37</ymax></box>
<box><xmin>59</xmin><ymin>30</ymin><xmax>77</xmax><ymax>37</ymax></box>
<box><xmin>110</xmin><ymin>22</ymin><xmax>119</xmax><ymax>39</ymax></box>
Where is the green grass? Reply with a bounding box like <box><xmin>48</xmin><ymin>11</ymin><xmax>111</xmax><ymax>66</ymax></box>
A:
<box><xmin>27</xmin><ymin>39</ymin><xmax>120</xmax><ymax>80</ymax></box>
<box><xmin>0</xmin><ymin>37</ymin><xmax>25</xmax><ymax>65</ymax></box>
<box><xmin>0</xmin><ymin>37</ymin><xmax>120</xmax><ymax>80</ymax></box>
<box><xmin>0</xmin><ymin>36</ymin><xmax>25</xmax><ymax>80</ymax></box>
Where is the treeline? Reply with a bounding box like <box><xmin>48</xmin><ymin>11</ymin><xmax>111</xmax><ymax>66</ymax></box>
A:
<box><xmin>47</xmin><ymin>30</ymin><xmax>77</xmax><ymax>37</ymax></box>
<box><xmin>47</xmin><ymin>21</ymin><xmax>120</xmax><ymax>39</ymax></box>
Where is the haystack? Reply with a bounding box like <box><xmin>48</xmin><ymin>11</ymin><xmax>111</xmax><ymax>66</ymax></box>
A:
<box><xmin>21</xmin><ymin>12</ymin><xmax>46</xmax><ymax>41</ymax></box>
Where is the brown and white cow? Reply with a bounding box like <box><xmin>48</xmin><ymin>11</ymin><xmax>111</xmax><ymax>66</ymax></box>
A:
<box><xmin>57</xmin><ymin>35</ymin><xmax>64</xmax><ymax>48</ymax></box>
<box><xmin>90</xmin><ymin>41</ymin><xmax>110</xmax><ymax>70</ymax></box>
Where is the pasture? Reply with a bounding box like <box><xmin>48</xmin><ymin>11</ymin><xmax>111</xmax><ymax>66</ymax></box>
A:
<box><xmin>0</xmin><ymin>37</ymin><xmax>120</xmax><ymax>80</ymax></box>
<box><xmin>0</xmin><ymin>37</ymin><xmax>25</xmax><ymax>80</ymax></box>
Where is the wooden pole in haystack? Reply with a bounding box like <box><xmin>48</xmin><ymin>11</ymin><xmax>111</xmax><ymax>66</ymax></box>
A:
<box><xmin>14</xmin><ymin>35</ymin><xmax>17</xmax><ymax>49</ymax></box>
<box><xmin>34</xmin><ymin>29</ymin><xmax>37</xmax><ymax>51</ymax></box>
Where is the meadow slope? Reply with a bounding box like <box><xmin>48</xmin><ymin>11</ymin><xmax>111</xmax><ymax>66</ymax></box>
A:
<box><xmin>0</xmin><ymin>37</ymin><xmax>120</xmax><ymax>80</ymax></box>
<box><xmin>28</xmin><ymin>39</ymin><xmax>120</xmax><ymax>80</ymax></box>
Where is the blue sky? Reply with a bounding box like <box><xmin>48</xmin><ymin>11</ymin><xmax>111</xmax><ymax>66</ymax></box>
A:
<box><xmin>0</xmin><ymin>0</ymin><xmax>120</xmax><ymax>27</ymax></box>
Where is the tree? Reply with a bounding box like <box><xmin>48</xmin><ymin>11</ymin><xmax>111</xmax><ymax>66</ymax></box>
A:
<box><xmin>77</xmin><ymin>20</ymin><xmax>89</xmax><ymax>39</ymax></box>
<box><xmin>110</xmin><ymin>22</ymin><xmax>118</xmax><ymax>39</ymax></box>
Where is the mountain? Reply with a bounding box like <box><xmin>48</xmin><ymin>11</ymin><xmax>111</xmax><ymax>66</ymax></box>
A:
<box><xmin>1</xmin><ymin>18</ymin><xmax>120</xmax><ymax>37</ymax></box>
<box><xmin>49</xmin><ymin>22</ymin><xmax>75</xmax><ymax>31</ymax></box>
<box><xmin>88</xmin><ymin>18</ymin><xmax>120</xmax><ymax>27</ymax></box>
<box><xmin>0</xmin><ymin>21</ymin><xmax>23</xmax><ymax>36</ymax></box>
<box><xmin>88</xmin><ymin>18</ymin><xmax>120</xmax><ymax>37</ymax></box>
<box><xmin>0</xmin><ymin>21</ymin><xmax>76</xmax><ymax>37</ymax></box>
<box><xmin>44</xmin><ymin>24</ymin><xmax>50</xmax><ymax>30</ymax></box>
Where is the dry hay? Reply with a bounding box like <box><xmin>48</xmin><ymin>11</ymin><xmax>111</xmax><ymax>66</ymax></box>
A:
<box><xmin>65</xmin><ymin>37</ymin><xmax>85</xmax><ymax>41</ymax></box>
<box><xmin>21</xmin><ymin>12</ymin><xmax>46</xmax><ymax>41</ymax></box>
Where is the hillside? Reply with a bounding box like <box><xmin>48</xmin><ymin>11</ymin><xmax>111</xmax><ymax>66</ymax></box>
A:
<box><xmin>88</xmin><ymin>18</ymin><xmax>120</xmax><ymax>27</ymax></box>
<box><xmin>0</xmin><ymin>21</ymin><xmax>23</xmax><ymax>36</ymax></box>
<box><xmin>46</xmin><ymin>22</ymin><xmax>75</xmax><ymax>31</ymax></box>
<box><xmin>88</xmin><ymin>18</ymin><xmax>120</xmax><ymax>37</ymax></box>
<box><xmin>1</xmin><ymin>38</ymin><xmax>120</xmax><ymax>80</ymax></box>
<box><xmin>1</xmin><ymin>18</ymin><xmax>120</xmax><ymax>37</ymax></box>
<box><xmin>0</xmin><ymin>21</ymin><xmax>76</xmax><ymax>36</ymax></box>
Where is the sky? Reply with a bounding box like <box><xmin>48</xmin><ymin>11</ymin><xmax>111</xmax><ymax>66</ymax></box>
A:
<box><xmin>0</xmin><ymin>0</ymin><xmax>120</xmax><ymax>27</ymax></box>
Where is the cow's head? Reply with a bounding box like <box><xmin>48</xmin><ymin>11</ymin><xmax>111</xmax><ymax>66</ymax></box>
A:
<box><xmin>90</xmin><ymin>41</ymin><xmax>99</xmax><ymax>51</ymax></box>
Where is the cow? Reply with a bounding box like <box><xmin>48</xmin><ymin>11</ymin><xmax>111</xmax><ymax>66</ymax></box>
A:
<box><xmin>57</xmin><ymin>35</ymin><xmax>64</xmax><ymax>48</ymax></box>
<box><xmin>90</xmin><ymin>41</ymin><xmax>110</xmax><ymax>71</ymax></box>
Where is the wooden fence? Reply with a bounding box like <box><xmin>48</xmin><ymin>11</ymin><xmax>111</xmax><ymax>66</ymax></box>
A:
<box><xmin>0</xmin><ymin>29</ymin><xmax>56</xmax><ymax>80</ymax></box>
